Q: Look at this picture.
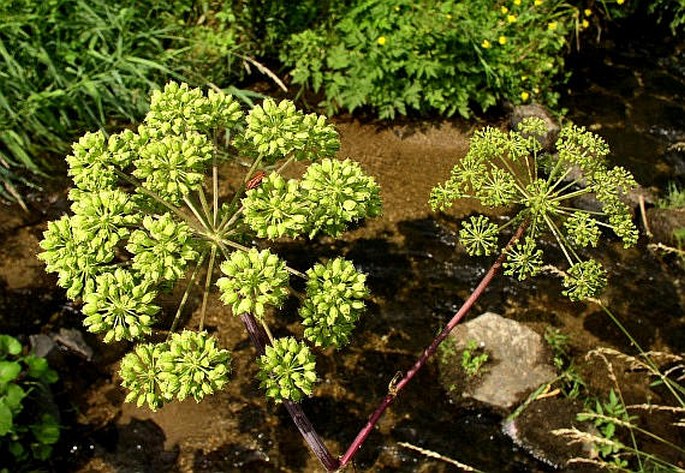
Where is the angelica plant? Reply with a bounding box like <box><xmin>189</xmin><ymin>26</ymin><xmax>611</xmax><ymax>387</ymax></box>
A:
<box><xmin>38</xmin><ymin>82</ymin><xmax>381</xmax><ymax>415</ymax></box>
<box><xmin>430</xmin><ymin>118</ymin><xmax>639</xmax><ymax>301</ymax></box>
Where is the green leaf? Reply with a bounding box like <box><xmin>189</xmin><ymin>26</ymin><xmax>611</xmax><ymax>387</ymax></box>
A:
<box><xmin>4</xmin><ymin>383</ymin><xmax>26</xmax><ymax>411</ymax></box>
<box><xmin>31</xmin><ymin>414</ymin><xmax>60</xmax><ymax>445</ymax></box>
<box><xmin>25</xmin><ymin>355</ymin><xmax>49</xmax><ymax>379</ymax></box>
<box><xmin>0</xmin><ymin>400</ymin><xmax>13</xmax><ymax>436</ymax></box>
<box><xmin>0</xmin><ymin>335</ymin><xmax>21</xmax><ymax>356</ymax></box>
<box><xmin>8</xmin><ymin>440</ymin><xmax>24</xmax><ymax>458</ymax></box>
<box><xmin>0</xmin><ymin>361</ymin><xmax>21</xmax><ymax>384</ymax></box>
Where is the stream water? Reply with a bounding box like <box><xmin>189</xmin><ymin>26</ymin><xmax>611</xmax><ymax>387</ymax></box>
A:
<box><xmin>1</xmin><ymin>19</ymin><xmax>684</xmax><ymax>473</ymax></box>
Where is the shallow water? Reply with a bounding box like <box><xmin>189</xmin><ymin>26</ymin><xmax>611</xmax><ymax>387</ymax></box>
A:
<box><xmin>1</xmin><ymin>20</ymin><xmax>684</xmax><ymax>473</ymax></box>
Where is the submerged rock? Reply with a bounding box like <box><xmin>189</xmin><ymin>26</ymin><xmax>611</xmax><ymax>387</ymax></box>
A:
<box><xmin>30</xmin><ymin>328</ymin><xmax>94</xmax><ymax>361</ymax></box>
<box><xmin>647</xmin><ymin>207</ymin><xmax>685</xmax><ymax>247</ymax></box>
<box><xmin>440</xmin><ymin>312</ymin><xmax>556</xmax><ymax>410</ymax></box>
<box><xmin>503</xmin><ymin>397</ymin><xmax>596</xmax><ymax>470</ymax></box>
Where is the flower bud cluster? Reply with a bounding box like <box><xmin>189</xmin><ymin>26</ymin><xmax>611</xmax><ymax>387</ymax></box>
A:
<box><xmin>430</xmin><ymin>117</ymin><xmax>639</xmax><ymax>300</ymax></box>
<box><xmin>119</xmin><ymin>331</ymin><xmax>231</xmax><ymax>410</ymax></box>
<box><xmin>241</xmin><ymin>98</ymin><xmax>339</xmax><ymax>163</ymax></box>
<box><xmin>40</xmin><ymin>81</ymin><xmax>380</xmax><ymax>408</ymax></box>
<box><xmin>216</xmin><ymin>248</ymin><xmax>289</xmax><ymax>319</ymax></box>
<box><xmin>243</xmin><ymin>158</ymin><xmax>382</xmax><ymax>239</ymax></box>
<box><xmin>257</xmin><ymin>337</ymin><xmax>317</xmax><ymax>403</ymax></box>
<box><xmin>299</xmin><ymin>258</ymin><xmax>369</xmax><ymax>348</ymax></box>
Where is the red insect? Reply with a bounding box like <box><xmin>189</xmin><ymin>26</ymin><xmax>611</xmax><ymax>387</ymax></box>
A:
<box><xmin>245</xmin><ymin>171</ymin><xmax>266</xmax><ymax>190</ymax></box>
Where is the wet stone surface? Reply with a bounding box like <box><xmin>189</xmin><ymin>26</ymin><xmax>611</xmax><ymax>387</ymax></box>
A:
<box><xmin>441</xmin><ymin>312</ymin><xmax>557</xmax><ymax>410</ymax></box>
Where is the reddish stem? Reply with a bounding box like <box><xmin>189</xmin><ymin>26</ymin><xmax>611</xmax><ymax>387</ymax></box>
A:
<box><xmin>338</xmin><ymin>223</ymin><xmax>526</xmax><ymax>468</ymax></box>
<box><xmin>239</xmin><ymin>223</ymin><xmax>526</xmax><ymax>472</ymax></box>
<box><xmin>240</xmin><ymin>313</ymin><xmax>341</xmax><ymax>471</ymax></box>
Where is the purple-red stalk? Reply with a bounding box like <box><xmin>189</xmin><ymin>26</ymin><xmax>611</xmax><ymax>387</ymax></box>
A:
<box><xmin>241</xmin><ymin>223</ymin><xmax>526</xmax><ymax>472</ymax></box>
<box><xmin>240</xmin><ymin>313</ymin><xmax>341</xmax><ymax>471</ymax></box>
<box><xmin>338</xmin><ymin>223</ymin><xmax>526</xmax><ymax>468</ymax></box>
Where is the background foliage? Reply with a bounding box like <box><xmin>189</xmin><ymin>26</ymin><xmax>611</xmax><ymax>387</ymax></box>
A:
<box><xmin>0</xmin><ymin>0</ymin><xmax>262</xmax><ymax>205</ymax></box>
<box><xmin>281</xmin><ymin>0</ymin><xmax>580</xmax><ymax>119</ymax></box>
<box><xmin>2</xmin><ymin>0</ymin><xmax>682</xmax><ymax>204</ymax></box>
<box><xmin>0</xmin><ymin>335</ymin><xmax>59</xmax><ymax>471</ymax></box>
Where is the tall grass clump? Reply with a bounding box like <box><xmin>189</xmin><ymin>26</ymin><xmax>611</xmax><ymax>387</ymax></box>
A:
<box><xmin>0</xmin><ymin>0</ymin><xmax>187</xmax><ymax>202</ymax></box>
<box><xmin>0</xmin><ymin>0</ymin><xmax>281</xmax><ymax>205</ymax></box>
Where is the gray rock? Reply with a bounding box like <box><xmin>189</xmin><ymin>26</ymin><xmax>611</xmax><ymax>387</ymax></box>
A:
<box><xmin>647</xmin><ymin>207</ymin><xmax>685</xmax><ymax>247</ymax></box>
<box><xmin>30</xmin><ymin>328</ymin><xmax>95</xmax><ymax>363</ymax></box>
<box><xmin>441</xmin><ymin>312</ymin><xmax>556</xmax><ymax>410</ymax></box>
<box><xmin>509</xmin><ymin>103</ymin><xmax>560</xmax><ymax>152</ymax></box>
<box><xmin>503</xmin><ymin>397</ymin><xmax>595</xmax><ymax>469</ymax></box>
<box><xmin>55</xmin><ymin>328</ymin><xmax>94</xmax><ymax>361</ymax></box>
<box><xmin>30</xmin><ymin>333</ymin><xmax>56</xmax><ymax>358</ymax></box>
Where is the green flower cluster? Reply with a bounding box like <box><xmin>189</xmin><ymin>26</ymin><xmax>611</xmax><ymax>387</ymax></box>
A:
<box><xmin>257</xmin><ymin>337</ymin><xmax>317</xmax><ymax>403</ymax></box>
<box><xmin>69</xmin><ymin>189</ymin><xmax>139</xmax><ymax>257</ymax></box>
<box><xmin>503</xmin><ymin>236</ymin><xmax>544</xmax><ymax>281</ymax></box>
<box><xmin>216</xmin><ymin>249</ymin><xmax>289</xmax><ymax>319</ymax></box>
<box><xmin>66</xmin><ymin>130</ymin><xmax>136</xmax><ymax>191</ymax></box>
<box><xmin>243</xmin><ymin>158</ymin><xmax>382</xmax><ymax>239</ymax></box>
<box><xmin>38</xmin><ymin>215</ymin><xmax>111</xmax><ymax>299</ymax></box>
<box><xmin>430</xmin><ymin>117</ymin><xmax>639</xmax><ymax>301</ymax></box>
<box><xmin>562</xmin><ymin>260</ymin><xmax>608</xmax><ymax>302</ymax></box>
<box><xmin>40</xmin><ymin>81</ymin><xmax>379</xmax><ymax>408</ymax></box>
<box><xmin>241</xmin><ymin>98</ymin><xmax>339</xmax><ymax>163</ymax></box>
<box><xmin>126</xmin><ymin>213</ymin><xmax>198</xmax><ymax>283</ymax></box>
<box><xmin>458</xmin><ymin>215</ymin><xmax>500</xmax><ymax>257</ymax></box>
<box><xmin>133</xmin><ymin>129</ymin><xmax>214</xmax><ymax>204</ymax></box>
<box><xmin>146</xmin><ymin>81</ymin><xmax>243</xmax><ymax>134</ymax></box>
<box><xmin>242</xmin><ymin>174</ymin><xmax>307</xmax><ymax>239</ymax></box>
<box><xmin>82</xmin><ymin>269</ymin><xmax>159</xmax><ymax>343</ymax></box>
<box><xmin>300</xmin><ymin>258</ymin><xmax>368</xmax><ymax>348</ymax></box>
<box><xmin>119</xmin><ymin>331</ymin><xmax>231</xmax><ymax>410</ymax></box>
<box><xmin>300</xmin><ymin>158</ymin><xmax>382</xmax><ymax>237</ymax></box>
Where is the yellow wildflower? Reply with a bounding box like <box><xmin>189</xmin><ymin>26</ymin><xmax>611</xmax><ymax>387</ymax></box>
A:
<box><xmin>581</xmin><ymin>19</ymin><xmax>590</xmax><ymax>29</ymax></box>
<box><xmin>377</xmin><ymin>36</ymin><xmax>387</xmax><ymax>46</ymax></box>
<box><xmin>498</xmin><ymin>35</ymin><xmax>507</xmax><ymax>45</ymax></box>
<box><xmin>584</xmin><ymin>8</ymin><xmax>592</xmax><ymax>16</ymax></box>
<box><xmin>617</xmin><ymin>0</ymin><xmax>624</xmax><ymax>4</ymax></box>
<box><xmin>533</xmin><ymin>87</ymin><xmax>540</xmax><ymax>94</ymax></box>
<box><xmin>482</xmin><ymin>39</ymin><xmax>492</xmax><ymax>49</ymax></box>
<box><xmin>514</xmin><ymin>0</ymin><xmax>521</xmax><ymax>5</ymax></box>
<box><xmin>548</xmin><ymin>21</ymin><xmax>558</xmax><ymax>31</ymax></box>
<box><xmin>521</xmin><ymin>91</ymin><xmax>530</xmax><ymax>101</ymax></box>
<box><xmin>535</xmin><ymin>0</ymin><xmax>543</xmax><ymax>5</ymax></box>
<box><xmin>507</xmin><ymin>14</ymin><xmax>517</xmax><ymax>23</ymax></box>
<box><xmin>521</xmin><ymin>75</ymin><xmax>528</xmax><ymax>81</ymax></box>
<box><xmin>501</xmin><ymin>6</ymin><xmax>509</xmax><ymax>14</ymax></box>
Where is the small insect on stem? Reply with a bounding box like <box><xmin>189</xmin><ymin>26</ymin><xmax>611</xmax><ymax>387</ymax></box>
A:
<box><xmin>388</xmin><ymin>371</ymin><xmax>403</xmax><ymax>396</ymax></box>
<box><xmin>246</xmin><ymin>171</ymin><xmax>266</xmax><ymax>190</ymax></box>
